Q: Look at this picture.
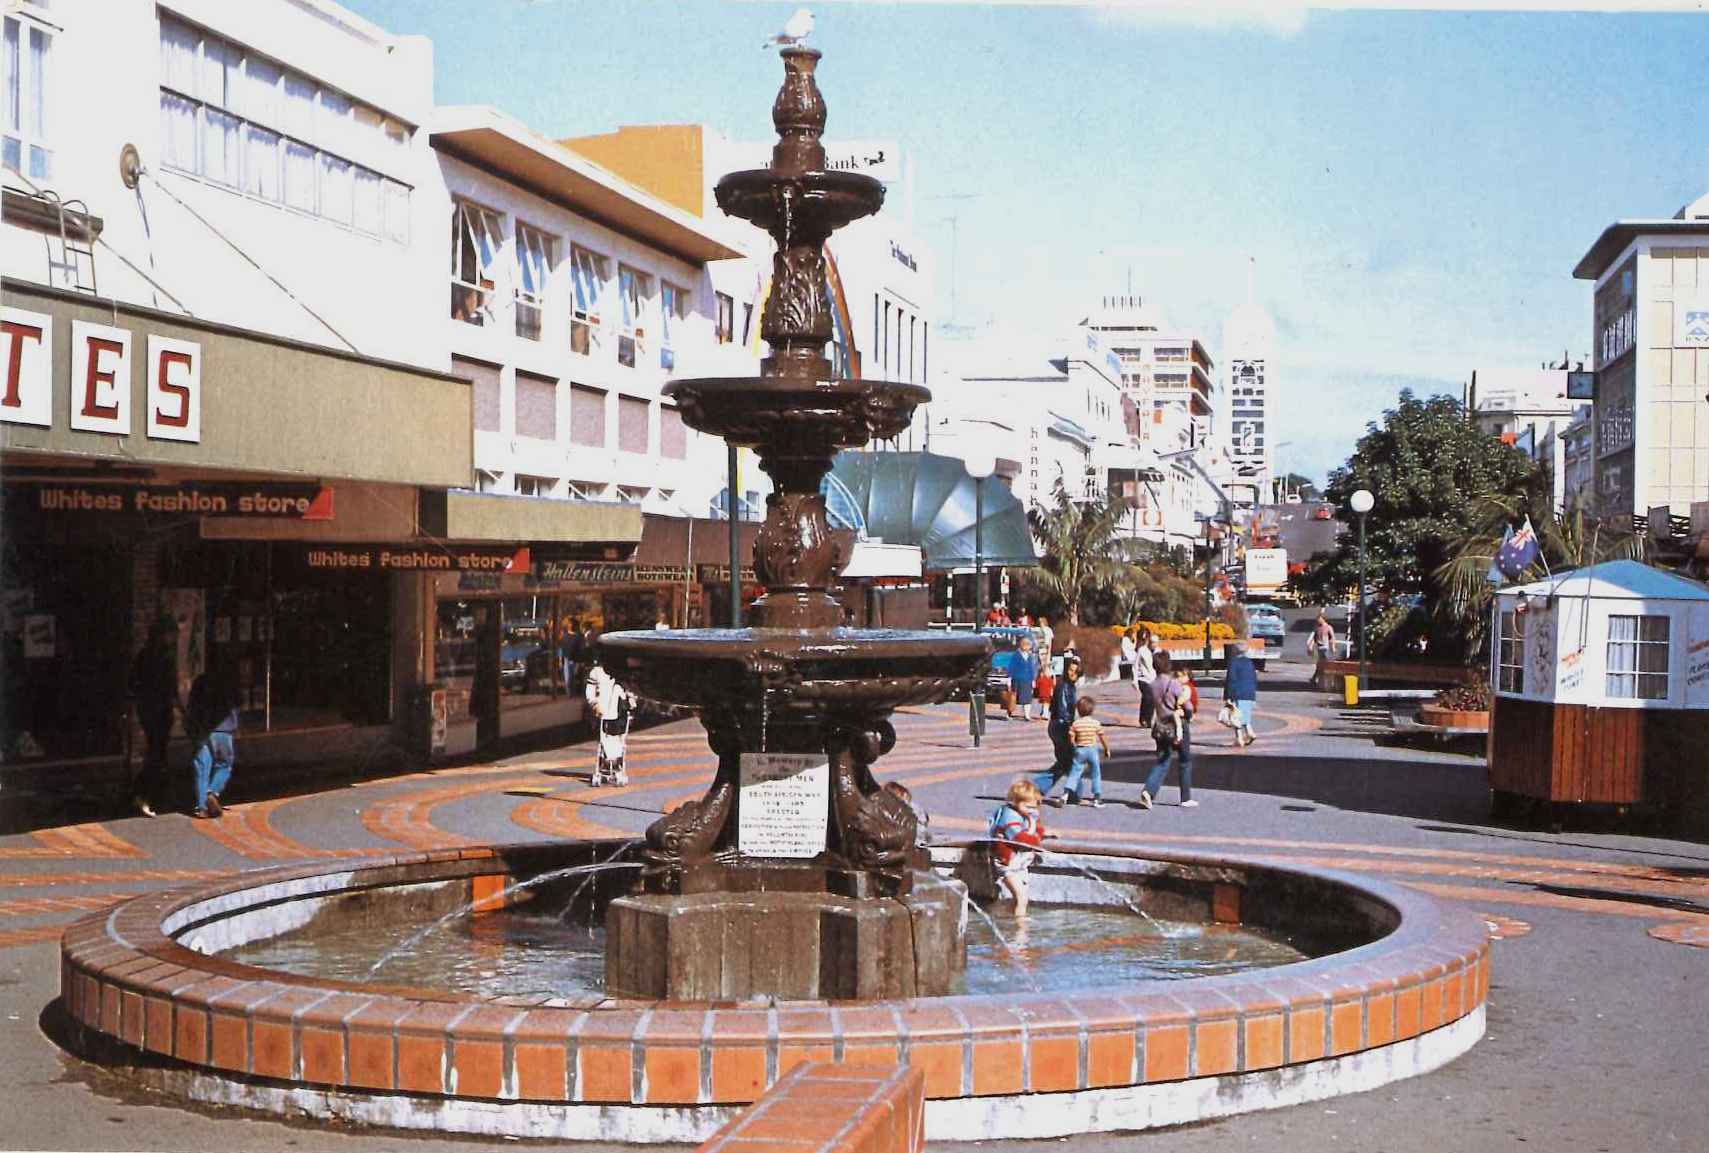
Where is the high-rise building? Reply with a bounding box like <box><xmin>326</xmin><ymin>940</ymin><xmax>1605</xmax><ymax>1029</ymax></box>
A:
<box><xmin>1223</xmin><ymin>262</ymin><xmax>1276</xmax><ymax>502</ymax></box>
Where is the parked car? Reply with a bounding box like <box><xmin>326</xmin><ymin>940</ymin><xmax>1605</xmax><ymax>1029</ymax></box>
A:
<box><xmin>958</xmin><ymin>625</ymin><xmax>1036</xmax><ymax>701</ymax></box>
<box><xmin>1246</xmin><ymin>604</ymin><xmax>1287</xmax><ymax>649</ymax></box>
<box><xmin>1311</xmin><ymin>504</ymin><xmax>1334</xmax><ymax>521</ymax></box>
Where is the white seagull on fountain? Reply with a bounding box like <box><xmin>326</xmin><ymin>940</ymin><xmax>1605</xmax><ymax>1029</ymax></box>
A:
<box><xmin>763</xmin><ymin>8</ymin><xmax>814</xmax><ymax>50</ymax></box>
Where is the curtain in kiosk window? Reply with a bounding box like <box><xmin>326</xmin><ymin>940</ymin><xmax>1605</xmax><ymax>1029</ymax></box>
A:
<box><xmin>1606</xmin><ymin>614</ymin><xmax>1669</xmax><ymax>700</ymax></box>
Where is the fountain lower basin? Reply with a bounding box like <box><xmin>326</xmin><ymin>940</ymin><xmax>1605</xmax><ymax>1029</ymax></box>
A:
<box><xmin>57</xmin><ymin>839</ymin><xmax>1488</xmax><ymax>1143</ymax></box>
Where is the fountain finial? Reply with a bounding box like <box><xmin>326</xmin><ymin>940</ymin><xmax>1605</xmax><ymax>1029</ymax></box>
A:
<box><xmin>771</xmin><ymin>48</ymin><xmax>827</xmax><ymax>177</ymax></box>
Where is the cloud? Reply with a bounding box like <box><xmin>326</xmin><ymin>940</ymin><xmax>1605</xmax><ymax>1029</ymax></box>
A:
<box><xmin>1089</xmin><ymin>0</ymin><xmax>1309</xmax><ymax>37</ymax></box>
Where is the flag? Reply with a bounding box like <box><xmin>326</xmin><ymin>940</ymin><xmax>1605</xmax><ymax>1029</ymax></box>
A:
<box><xmin>1486</xmin><ymin>523</ymin><xmax>1511</xmax><ymax>584</ymax></box>
<box><xmin>1496</xmin><ymin>516</ymin><xmax>1540</xmax><ymax>580</ymax></box>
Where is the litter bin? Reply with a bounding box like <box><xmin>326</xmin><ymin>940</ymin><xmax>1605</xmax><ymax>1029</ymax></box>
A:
<box><xmin>1343</xmin><ymin>674</ymin><xmax>1360</xmax><ymax>706</ymax></box>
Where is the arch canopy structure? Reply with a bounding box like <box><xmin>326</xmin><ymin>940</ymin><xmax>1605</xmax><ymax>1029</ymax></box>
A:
<box><xmin>825</xmin><ymin>451</ymin><xmax>1038</xmax><ymax>570</ymax></box>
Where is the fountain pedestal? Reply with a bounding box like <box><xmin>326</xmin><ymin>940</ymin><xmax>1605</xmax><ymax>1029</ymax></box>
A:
<box><xmin>605</xmin><ymin>873</ymin><xmax>966</xmax><ymax>1001</ymax></box>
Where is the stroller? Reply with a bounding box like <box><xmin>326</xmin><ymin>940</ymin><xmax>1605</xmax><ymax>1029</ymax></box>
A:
<box><xmin>590</xmin><ymin>687</ymin><xmax>632</xmax><ymax>787</ymax></box>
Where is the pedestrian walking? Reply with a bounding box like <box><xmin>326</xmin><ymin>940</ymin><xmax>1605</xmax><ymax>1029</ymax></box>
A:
<box><xmin>1132</xmin><ymin>626</ymin><xmax>1157</xmax><ymax>726</ymax></box>
<box><xmin>185</xmin><ymin>660</ymin><xmax>240</xmax><ymax>819</ymax></box>
<box><xmin>127</xmin><ymin>615</ymin><xmax>180</xmax><ymax>818</ymax></box>
<box><xmin>1309</xmin><ymin>610</ymin><xmax>1336</xmax><ymax>660</ymax></box>
<box><xmin>1222</xmin><ymin>641</ymin><xmax>1259</xmax><ymax>747</ymax></box>
<box><xmin>1009</xmin><ymin>635</ymin><xmax>1041</xmax><ymax>720</ymax></box>
<box><xmin>1032</xmin><ymin>654</ymin><xmax>1081</xmax><ymax>801</ymax></box>
<box><xmin>1034</xmin><ymin>616</ymin><xmax>1054</xmax><ymax>661</ymax></box>
<box><xmin>1137</xmin><ymin>652</ymin><xmax>1196</xmax><ymax>809</ymax></box>
<box><xmin>1058</xmin><ymin>697</ymin><xmax>1110</xmax><ymax>807</ymax></box>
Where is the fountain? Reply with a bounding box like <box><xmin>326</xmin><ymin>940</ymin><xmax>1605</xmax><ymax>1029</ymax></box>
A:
<box><xmin>595</xmin><ymin>45</ymin><xmax>989</xmax><ymax>1002</ymax></box>
<box><xmin>52</xmin><ymin>45</ymin><xmax>1489</xmax><ymax>1145</ymax></box>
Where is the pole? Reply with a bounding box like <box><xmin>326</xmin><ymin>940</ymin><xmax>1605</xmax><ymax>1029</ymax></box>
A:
<box><xmin>683</xmin><ymin>514</ymin><xmax>694</xmax><ymax>629</ymax></box>
<box><xmin>727</xmin><ymin>443</ymin><xmax>741</xmax><ymax>629</ymax></box>
<box><xmin>1202</xmin><ymin>516</ymin><xmax>1215</xmax><ymax>667</ymax></box>
<box><xmin>971</xmin><ymin>475</ymin><xmax>985</xmax><ymax>747</ymax></box>
<box><xmin>1356</xmin><ymin>512</ymin><xmax>1368</xmax><ymax>695</ymax></box>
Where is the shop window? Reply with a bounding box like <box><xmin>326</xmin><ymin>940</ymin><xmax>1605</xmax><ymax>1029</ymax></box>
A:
<box><xmin>515</xmin><ymin>222</ymin><xmax>553</xmax><ymax>341</ymax></box>
<box><xmin>570</xmin><ymin>384</ymin><xmax>606</xmax><ymax>447</ymax></box>
<box><xmin>618</xmin><ymin>264</ymin><xmax>653</xmax><ymax>368</ymax></box>
<box><xmin>515</xmin><ymin>371</ymin><xmax>557</xmax><ymax>441</ymax></box>
<box><xmin>570</xmin><ymin>245</ymin><xmax>610</xmax><ymax>355</ymax></box>
<box><xmin>1606</xmin><ymin>614</ymin><xmax>1668</xmax><ymax>700</ymax></box>
<box><xmin>660</xmin><ymin>405</ymin><xmax>688</xmax><ymax>460</ymax></box>
<box><xmin>715</xmin><ymin>292</ymin><xmax>734</xmax><ymax>344</ymax></box>
<box><xmin>1496</xmin><ymin>609</ymin><xmax>1524</xmax><ymax>694</ymax></box>
<box><xmin>451</xmin><ymin>199</ymin><xmax>502</xmax><ymax>325</ymax></box>
<box><xmin>660</xmin><ymin>281</ymin><xmax>688</xmax><ymax>370</ymax></box>
<box><xmin>618</xmin><ymin>396</ymin><xmax>650</xmax><ymax>454</ymax></box>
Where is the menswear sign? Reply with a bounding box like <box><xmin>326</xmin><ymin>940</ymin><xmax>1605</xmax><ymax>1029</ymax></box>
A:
<box><xmin>2</xmin><ymin>307</ymin><xmax>202</xmax><ymax>441</ymax></box>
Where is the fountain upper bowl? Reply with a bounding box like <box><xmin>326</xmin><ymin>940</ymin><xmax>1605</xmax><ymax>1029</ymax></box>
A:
<box><xmin>714</xmin><ymin>168</ymin><xmax>885</xmax><ymax>234</ymax></box>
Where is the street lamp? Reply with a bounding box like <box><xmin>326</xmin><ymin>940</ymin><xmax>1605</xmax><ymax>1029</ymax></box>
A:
<box><xmin>1349</xmin><ymin>487</ymin><xmax>1375</xmax><ymax>697</ymax></box>
<box><xmin>963</xmin><ymin>446</ymin><xmax>997</xmax><ymax>747</ymax></box>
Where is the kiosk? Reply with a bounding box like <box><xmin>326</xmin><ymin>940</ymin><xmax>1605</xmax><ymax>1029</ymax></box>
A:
<box><xmin>1488</xmin><ymin>560</ymin><xmax>1709</xmax><ymax>823</ymax></box>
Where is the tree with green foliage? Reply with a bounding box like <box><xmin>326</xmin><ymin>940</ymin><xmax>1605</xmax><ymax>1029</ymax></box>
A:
<box><xmin>1023</xmin><ymin>478</ymin><xmax>1130</xmax><ymax>626</ymax></box>
<box><xmin>1298</xmin><ymin>390</ymin><xmax>1537</xmax><ymax>655</ymax></box>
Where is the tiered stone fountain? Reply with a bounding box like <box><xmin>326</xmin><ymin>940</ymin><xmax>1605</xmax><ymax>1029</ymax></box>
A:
<box><xmin>598</xmin><ymin>46</ymin><xmax>989</xmax><ymax>1002</ymax></box>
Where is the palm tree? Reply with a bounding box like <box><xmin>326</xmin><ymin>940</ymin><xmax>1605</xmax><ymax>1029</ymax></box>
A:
<box><xmin>1025</xmin><ymin>478</ymin><xmax>1131</xmax><ymax>625</ymax></box>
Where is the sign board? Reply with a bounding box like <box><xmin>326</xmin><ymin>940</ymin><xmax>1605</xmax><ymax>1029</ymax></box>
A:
<box><xmin>737</xmin><ymin>753</ymin><xmax>829</xmax><ymax>858</ymax></box>
<box><xmin>2</xmin><ymin>307</ymin><xmax>203</xmax><ymax>441</ymax></box>
<box><xmin>1566</xmin><ymin>370</ymin><xmax>1595</xmax><ymax>400</ymax></box>
<box><xmin>1244</xmin><ymin>548</ymin><xmax>1288</xmax><ymax>591</ymax></box>
<box><xmin>822</xmin><ymin>139</ymin><xmax>900</xmax><ymax>183</ymax></box>
<box><xmin>1676</xmin><ymin>294</ymin><xmax>1709</xmax><ymax>348</ymax></box>
<box><xmin>1686</xmin><ymin>605</ymin><xmax>1709</xmax><ymax>709</ymax></box>
<box><xmin>293</xmin><ymin>543</ymin><xmax>529</xmax><ymax>574</ymax></box>
<box><xmin>5</xmin><ymin>481</ymin><xmax>332</xmax><ymax>519</ymax></box>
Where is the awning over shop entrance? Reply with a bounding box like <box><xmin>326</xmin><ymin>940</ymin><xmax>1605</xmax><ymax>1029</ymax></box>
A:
<box><xmin>825</xmin><ymin>451</ymin><xmax>1038</xmax><ymax>570</ymax></box>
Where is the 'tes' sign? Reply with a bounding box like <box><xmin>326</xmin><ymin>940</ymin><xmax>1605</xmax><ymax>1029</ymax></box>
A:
<box><xmin>1</xmin><ymin>308</ymin><xmax>201</xmax><ymax>442</ymax></box>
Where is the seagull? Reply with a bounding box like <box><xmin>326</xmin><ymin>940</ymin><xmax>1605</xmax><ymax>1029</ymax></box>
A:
<box><xmin>762</xmin><ymin>8</ymin><xmax>814</xmax><ymax>49</ymax></box>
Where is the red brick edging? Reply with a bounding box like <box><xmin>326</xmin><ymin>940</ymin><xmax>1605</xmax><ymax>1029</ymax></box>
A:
<box><xmin>698</xmin><ymin>1063</ymin><xmax>924</xmax><ymax>1153</ymax></box>
<box><xmin>59</xmin><ymin>841</ymin><xmax>1489</xmax><ymax>1108</ymax></box>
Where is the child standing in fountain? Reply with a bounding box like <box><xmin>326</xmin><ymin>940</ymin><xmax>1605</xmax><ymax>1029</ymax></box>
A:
<box><xmin>989</xmin><ymin>778</ymin><xmax>1052</xmax><ymax>915</ymax></box>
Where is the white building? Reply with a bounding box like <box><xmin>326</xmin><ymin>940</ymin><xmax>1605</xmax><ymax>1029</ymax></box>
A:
<box><xmin>428</xmin><ymin>109</ymin><xmax>745</xmax><ymax>516</ymax></box>
<box><xmin>1465</xmin><ymin>365</ymin><xmax>1592</xmax><ymax>515</ymax></box>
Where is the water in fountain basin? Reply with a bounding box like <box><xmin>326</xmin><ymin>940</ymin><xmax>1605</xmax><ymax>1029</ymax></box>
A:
<box><xmin>912</xmin><ymin>869</ymin><xmax>1041</xmax><ymax>993</ymax></box>
<box><xmin>357</xmin><ymin>859</ymin><xmax>643</xmax><ymax>980</ymax></box>
<box><xmin>561</xmin><ymin>839</ymin><xmax>644</xmax><ymax>940</ymax></box>
<box><xmin>1032</xmin><ymin>845</ymin><xmax>1181</xmax><ymax>938</ymax></box>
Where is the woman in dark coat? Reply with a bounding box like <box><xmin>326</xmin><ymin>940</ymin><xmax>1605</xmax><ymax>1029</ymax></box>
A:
<box><xmin>1223</xmin><ymin>641</ymin><xmax>1259</xmax><ymax>747</ymax></box>
<box><xmin>1009</xmin><ymin>635</ymin><xmax>1041</xmax><ymax>720</ymax></box>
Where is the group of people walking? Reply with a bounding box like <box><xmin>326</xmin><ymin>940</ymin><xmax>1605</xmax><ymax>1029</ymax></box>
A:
<box><xmin>128</xmin><ymin>615</ymin><xmax>241</xmax><ymax>820</ymax></box>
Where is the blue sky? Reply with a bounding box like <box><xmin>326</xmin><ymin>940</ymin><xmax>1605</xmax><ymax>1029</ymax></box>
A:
<box><xmin>345</xmin><ymin>1</ymin><xmax>1708</xmax><ymax>482</ymax></box>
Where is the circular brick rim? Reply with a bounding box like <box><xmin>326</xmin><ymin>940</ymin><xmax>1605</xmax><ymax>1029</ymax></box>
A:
<box><xmin>59</xmin><ymin>840</ymin><xmax>1489</xmax><ymax>1112</ymax></box>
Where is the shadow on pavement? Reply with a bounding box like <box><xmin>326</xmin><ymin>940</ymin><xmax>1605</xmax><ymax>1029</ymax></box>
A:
<box><xmin>1099</xmin><ymin>748</ymin><xmax>1493</xmax><ymax>825</ymax></box>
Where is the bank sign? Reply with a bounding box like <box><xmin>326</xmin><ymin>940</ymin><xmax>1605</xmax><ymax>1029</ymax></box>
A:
<box><xmin>2</xmin><ymin>308</ymin><xmax>201</xmax><ymax>441</ymax></box>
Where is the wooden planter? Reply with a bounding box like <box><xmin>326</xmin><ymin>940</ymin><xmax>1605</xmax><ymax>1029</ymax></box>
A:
<box><xmin>1416</xmin><ymin>705</ymin><xmax>1490</xmax><ymax>730</ymax></box>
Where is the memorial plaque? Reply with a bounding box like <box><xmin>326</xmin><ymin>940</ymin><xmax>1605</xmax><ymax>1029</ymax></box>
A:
<box><xmin>738</xmin><ymin>753</ymin><xmax>829</xmax><ymax>858</ymax></box>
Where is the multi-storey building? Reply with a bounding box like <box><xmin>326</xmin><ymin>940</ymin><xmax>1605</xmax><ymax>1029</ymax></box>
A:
<box><xmin>1223</xmin><ymin>280</ymin><xmax>1276</xmax><ymax>502</ymax></box>
<box><xmin>1083</xmin><ymin>297</ymin><xmax>1217</xmax><ymax>452</ymax></box>
<box><xmin>1</xmin><ymin>0</ymin><xmax>487</xmax><ymax>800</ymax></box>
<box><xmin>1573</xmin><ymin>188</ymin><xmax>1709</xmax><ymax>524</ymax></box>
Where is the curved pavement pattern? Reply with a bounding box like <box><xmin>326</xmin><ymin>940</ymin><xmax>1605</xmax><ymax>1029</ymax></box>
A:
<box><xmin>2</xmin><ymin>657</ymin><xmax>1706</xmax><ymax>1152</ymax></box>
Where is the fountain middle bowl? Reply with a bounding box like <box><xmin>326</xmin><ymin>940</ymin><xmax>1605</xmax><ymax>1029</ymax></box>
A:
<box><xmin>599</xmin><ymin>626</ymin><xmax>992</xmax><ymax>714</ymax></box>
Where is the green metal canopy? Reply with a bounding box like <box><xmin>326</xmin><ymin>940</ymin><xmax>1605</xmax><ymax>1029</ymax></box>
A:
<box><xmin>824</xmin><ymin>451</ymin><xmax>1038</xmax><ymax>570</ymax></box>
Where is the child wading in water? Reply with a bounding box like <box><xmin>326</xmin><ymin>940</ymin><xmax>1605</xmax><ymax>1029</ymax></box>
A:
<box><xmin>989</xmin><ymin>778</ymin><xmax>1054</xmax><ymax>914</ymax></box>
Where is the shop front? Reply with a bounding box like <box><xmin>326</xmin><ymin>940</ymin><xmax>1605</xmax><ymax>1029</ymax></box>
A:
<box><xmin>0</xmin><ymin>283</ymin><xmax>471</xmax><ymax>821</ymax></box>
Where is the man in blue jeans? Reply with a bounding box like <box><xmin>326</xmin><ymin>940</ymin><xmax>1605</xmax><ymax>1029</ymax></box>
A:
<box><xmin>1032</xmin><ymin>654</ymin><xmax>1082</xmax><ymax>801</ymax></box>
<box><xmin>1138</xmin><ymin>651</ymin><xmax>1195</xmax><ymax>809</ymax></box>
<box><xmin>186</xmin><ymin>664</ymin><xmax>240</xmax><ymax>819</ymax></box>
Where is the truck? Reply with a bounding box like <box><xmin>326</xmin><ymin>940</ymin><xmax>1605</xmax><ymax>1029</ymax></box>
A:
<box><xmin>1243</xmin><ymin>547</ymin><xmax>1294</xmax><ymax>605</ymax></box>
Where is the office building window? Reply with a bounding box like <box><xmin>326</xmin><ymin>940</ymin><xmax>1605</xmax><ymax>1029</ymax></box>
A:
<box><xmin>1606</xmin><ymin>614</ymin><xmax>1669</xmax><ymax>700</ymax></box>
<box><xmin>450</xmin><ymin>199</ymin><xmax>502</xmax><ymax>325</ymax></box>
<box><xmin>515</xmin><ymin>222</ymin><xmax>553</xmax><ymax>341</ymax></box>
<box><xmin>3</xmin><ymin>13</ymin><xmax>51</xmax><ymax>180</ymax></box>
<box><xmin>715</xmin><ymin>292</ymin><xmax>735</xmax><ymax>344</ymax></box>
<box><xmin>515</xmin><ymin>371</ymin><xmax>556</xmax><ymax>440</ymax></box>
<box><xmin>618</xmin><ymin>264</ymin><xmax>653</xmax><ymax>368</ymax></box>
<box><xmin>454</xmin><ymin>357</ymin><xmax>501</xmax><ymax>434</ymax></box>
<box><xmin>618</xmin><ymin>396</ymin><xmax>650</xmax><ymax>454</ymax></box>
<box><xmin>570</xmin><ymin>384</ymin><xmax>606</xmax><ymax>447</ymax></box>
<box><xmin>660</xmin><ymin>281</ymin><xmax>688</xmax><ymax>370</ymax></box>
<box><xmin>661</xmin><ymin>406</ymin><xmax>688</xmax><ymax>459</ymax></box>
<box><xmin>515</xmin><ymin>475</ymin><xmax>554</xmax><ymax>498</ymax></box>
<box><xmin>157</xmin><ymin>15</ymin><xmax>410</xmax><ymax>236</ymax></box>
<box><xmin>570</xmin><ymin>245</ymin><xmax>610</xmax><ymax>355</ymax></box>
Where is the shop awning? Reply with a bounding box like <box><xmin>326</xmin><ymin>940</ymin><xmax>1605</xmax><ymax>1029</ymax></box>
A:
<box><xmin>825</xmin><ymin>451</ymin><xmax>1038</xmax><ymax>570</ymax></box>
<box><xmin>421</xmin><ymin>490</ymin><xmax>643</xmax><ymax>545</ymax></box>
